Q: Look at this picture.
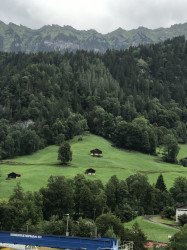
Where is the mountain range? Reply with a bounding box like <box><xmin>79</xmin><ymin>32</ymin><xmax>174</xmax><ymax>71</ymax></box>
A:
<box><xmin>0</xmin><ymin>21</ymin><xmax>187</xmax><ymax>53</ymax></box>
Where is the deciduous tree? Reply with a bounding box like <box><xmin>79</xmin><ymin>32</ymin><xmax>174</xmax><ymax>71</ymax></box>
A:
<box><xmin>58</xmin><ymin>141</ymin><xmax>72</xmax><ymax>164</ymax></box>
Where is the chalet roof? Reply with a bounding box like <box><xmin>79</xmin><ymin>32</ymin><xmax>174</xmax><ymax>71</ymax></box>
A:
<box><xmin>85</xmin><ymin>168</ymin><xmax>96</xmax><ymax>173</ymax></box>
<box><xmin>9</xmin><ymin>172</ymin><xmax>20</xmax><ymax>175</ymax></box>
<box><xmin>90</xmin><ymin>148</ymin><xmax>102</xmax><ymax>154</ymax></box>
<box><xmin>176</xmin><ymin>204</ymin><xmax>187</xmax><ymax>209</ymax></box>
<box><xmin>8</xmin><ymin>172</ymin><xmax>21</xmax><ymax>177</ymax></box>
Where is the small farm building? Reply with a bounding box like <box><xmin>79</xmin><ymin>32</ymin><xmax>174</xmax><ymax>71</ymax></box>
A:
<box><xmin>8</xmin><ymin>172</ymin><xmax>21</xmax><ymax>179</ymax></box>
<box><xmin>180</xmin><ymin>157</ymin><xmax>187</xmax><ymax>167</ymax></box>
<box><xmin>85</xmin><ymin>168</ymin><xmax>96</xmax><ymax>175</ymax></box>
<box><xmin>176</xmin><ymin>204</ymin><xmax>187</xmax><ymax>222</ymax></box>
<box><xmin>90</xmin><ymin>149</ymin><xmax>102</xmax><ymax>157</ymax></box>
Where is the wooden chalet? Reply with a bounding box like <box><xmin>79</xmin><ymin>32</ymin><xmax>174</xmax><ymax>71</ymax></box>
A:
<box><xmin>8</xmin><ymin>172</ymin><xmax>21</xmax><ymax>179</ymax></box>
<box><xmin>181</xmin><ymin>157</ymin><xmax>187</xmax><ymax>167</ymax></box>
<box><xmin>85</xmin><ymin>168</ymin><xmax>96</xmax><ymax>175</ymax></box>
<box><xmin>176</xmin><ymin>204</ymin><xmax>187</xmax><ymax>222</ymax></box>
<box><xmin>90</xmin><ymin>148</ymin><xmax>102</xmax><ymax>157</ymax></box>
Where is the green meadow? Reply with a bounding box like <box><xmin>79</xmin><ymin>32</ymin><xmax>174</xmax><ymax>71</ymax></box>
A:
<box><xmin>153</xmin><ymin>216</ymin><xmax>179</xmax><ymax>226</ymax></box>
<box><xmin>0</xmin><ymin>134</ymin><xmax>187</xmax><ymax>199</ymax></box>
<box><xmin>125</xmin><ymin>217</ymin><xmax>179</xmax><ymax>243</ymax></box>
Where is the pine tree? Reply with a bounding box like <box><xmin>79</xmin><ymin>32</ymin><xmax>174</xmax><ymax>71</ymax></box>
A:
<box><xmin>155</xmin><ymin>174</ymin><xmax>167</xmax><ymax>192</ymax></box>
<box><xmin>131</xmin><ymin>222</ymin><xmax>147</xmax><ymax>250</ymax></box>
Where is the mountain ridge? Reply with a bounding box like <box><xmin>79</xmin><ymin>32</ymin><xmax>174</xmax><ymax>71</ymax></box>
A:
<box><xmin>0</xmin><ymin>21</ymin><xmax>187</xmax><ymax>53</ymax></box>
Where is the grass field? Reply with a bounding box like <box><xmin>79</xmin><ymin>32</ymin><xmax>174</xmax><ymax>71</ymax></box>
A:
<box><xmin>0</xmin><ymin>134</ymin><xmax>187</xmax><ymax>199</ymax></box>
<box><xmin>125</xmin><ymin>216</ymin><xmax>178</xmax><ymax>243</ymax></box>
<box><xmin>153</xmin><ymin>216</ymin><xmax>179</xmax><ymax>226</ymax></box>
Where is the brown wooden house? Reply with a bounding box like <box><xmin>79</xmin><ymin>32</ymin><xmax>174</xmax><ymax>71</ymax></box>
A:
<box><xmin>180</xmin><ymin>157</ymin><xmax>187</xmax><ymax>167</ymax></box>
<box><xmin>85</xmin><ymin>168</ymin><xmax>96</xmax><ymax>175</ymax></box>
<box><xmin>8</xmin><ymin>172</ymin><xmax>21</xmax><ymax>179</ymax></box>
<box><xmin>90</xmin><ymin>148</ymin><xmax>102</xmax><ymax>157</ymax></box>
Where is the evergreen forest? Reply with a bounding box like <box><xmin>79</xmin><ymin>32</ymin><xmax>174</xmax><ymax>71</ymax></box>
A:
<box><xmin>0</xmin><ymin>36</ymin><xmax>187</xmax><ymax>163</ymax></box>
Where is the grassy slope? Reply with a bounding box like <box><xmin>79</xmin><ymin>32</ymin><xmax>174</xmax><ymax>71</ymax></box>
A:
<box><xmin>125</xmin><ymin>217</ymin><xmax>178</xmax><ymax>243</ymax></box>
<box><xmin>153</xmin><ymin>216</ymin><xmax>179</xmax><ymax>226</ymax></box>
<box><xmin>0</xmin><ymin>134</ymin><xmax>187</xmax><ymax>199</ymax></box>
<box><xmin>178</xmin><ymin>143</ymin><xmax>187</xmax><ymax>159</ymax></box>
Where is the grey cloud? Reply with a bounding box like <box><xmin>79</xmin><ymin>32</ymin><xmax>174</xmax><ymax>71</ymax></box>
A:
<box><xmin>106</xmin><ymin>0</ymin><xmax>187</xmax><ymax>30</ymax></box>
<box><xmin>0</xmin><ymin>0</ymin><xmax>45</xmax><ymax>28</ymax></box>
<box><xmin>0</xmin><ymin>0</ymin><xmax>186</xmax><ymax>33</ymax></box>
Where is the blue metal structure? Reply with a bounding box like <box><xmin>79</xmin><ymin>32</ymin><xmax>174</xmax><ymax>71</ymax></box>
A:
<box><xmin>0</xmin><ymin>232</ymin><xmax>119</xmax><ymax>250</ymax></box>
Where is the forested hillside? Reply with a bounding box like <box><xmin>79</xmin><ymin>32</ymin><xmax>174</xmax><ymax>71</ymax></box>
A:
<box><xmin>0</xmin><ymin>36</ymin><xmax>187</xmax><ymax>162</ymax></box>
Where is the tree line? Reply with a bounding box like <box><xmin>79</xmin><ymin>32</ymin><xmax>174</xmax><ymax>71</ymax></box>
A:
<box><xmin>0</xmin><ymin>174</ymin><xmax>187</xmax><ymax>240</ymax></box>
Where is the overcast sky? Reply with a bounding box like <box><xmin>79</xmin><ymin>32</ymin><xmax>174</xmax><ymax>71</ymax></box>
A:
<box><xmin>0</xmin><ymin>0</ymin><xmax>187</xmax><ymax>34</ymax></box>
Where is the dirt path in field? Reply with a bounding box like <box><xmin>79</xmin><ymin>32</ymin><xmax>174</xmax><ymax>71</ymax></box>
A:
<box><xmin>1</xmin><ymin>161</ymin><xmax>187</xmax><ymax>174</ymax></box>
<box><xmin>0</xmin><ymin>161</ymin><xmax>70</xmax><ymax>167</ymax></box>
<box><xmin>141</xmin><ymin>215</ymin><xmax>179</xmax><ymax>229</ymax></box>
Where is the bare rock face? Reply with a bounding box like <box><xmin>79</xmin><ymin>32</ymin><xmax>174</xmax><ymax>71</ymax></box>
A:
<box><xmin>0</xmin><ymin>21</ymin><xmax>187</xmax><ymax>53</ymax></box>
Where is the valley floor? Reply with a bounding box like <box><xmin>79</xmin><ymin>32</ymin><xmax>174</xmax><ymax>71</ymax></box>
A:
<box><xmin>0</xmin><ymin>134</ymin><xmax>187</xmax><ymax>199</ymax></box>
